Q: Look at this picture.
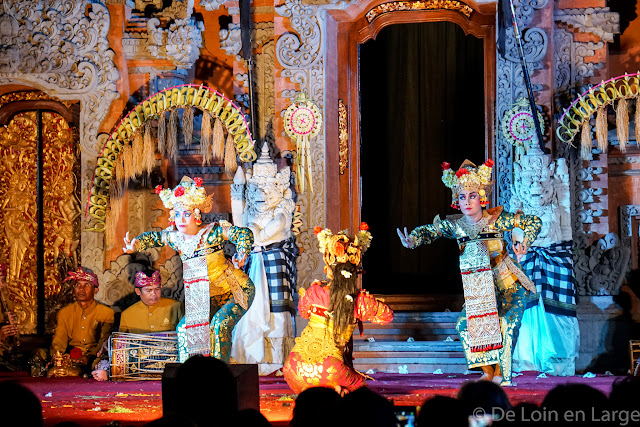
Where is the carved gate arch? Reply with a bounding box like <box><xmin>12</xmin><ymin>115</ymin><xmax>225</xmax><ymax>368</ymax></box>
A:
<box><xmin>87</xmin><ymin>84</ymin><xmax>257</xmax><ymax>232</ymax></box>
<box><xmin>323</xmin><ymin>0</ymin><xmax>496</xmax><ymax>230</ymax></box>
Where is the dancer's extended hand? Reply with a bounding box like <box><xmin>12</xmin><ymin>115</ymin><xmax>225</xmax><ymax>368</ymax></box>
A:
<box><xmin>123</xmin><ymin>231</ymin><xmax>138</xmax><ymax>253</ymax></box>
<box><xmin>512</xmin><ymin>241</ymin><xmax>528</xmax><ymax>262</ymax></box>
<box><xmin>396</xmin><ymin>227</ymin><xmax>416</xmax><ymax>249</ymax></box>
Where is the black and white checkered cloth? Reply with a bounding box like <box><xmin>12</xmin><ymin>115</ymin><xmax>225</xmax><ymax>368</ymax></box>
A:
<box><xmin>246</xmin><ymin>237</ymin><xmax>298</xmax><ymax>315</ymax></box>
<box><xmin>519</xmin><ymin>242</ymin><xmax>576</xmax><ymax>317</ymax></box>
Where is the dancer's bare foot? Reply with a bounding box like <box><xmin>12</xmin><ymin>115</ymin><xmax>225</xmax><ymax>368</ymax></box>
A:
<box><xmin>492</xmin><ymin>365</ymin><xmax>502</xmax><ymax>385</ymax></box>
<box><xmin>480</xmin><ymin>366</ymin><xmax>494</xmax><ymax>381</ymax></box>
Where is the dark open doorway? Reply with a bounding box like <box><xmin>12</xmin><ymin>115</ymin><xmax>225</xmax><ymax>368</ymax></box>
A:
<box><xmin>360</xmin><ymin>21</ymin><xmax>486</xmax><ymax>295</ymax></box>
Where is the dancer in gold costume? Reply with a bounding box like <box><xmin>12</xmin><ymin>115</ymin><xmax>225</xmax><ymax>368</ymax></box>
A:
<box><xmin>284</xmin><ymin>224</ymin><xmax>393</xmax><ymax>394</ymax></box>
<box><xmin>123</xmin><ymin>177</ymin><xmax>255</xmax><ymax>362</ymax></box>
<box><xmin>398</xmin><ymin>159</ymin><xmax>541</xmax><ymax>385</ymax></box>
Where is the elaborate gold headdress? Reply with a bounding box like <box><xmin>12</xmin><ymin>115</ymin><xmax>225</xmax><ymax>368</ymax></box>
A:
<box><xmin>155</xmin><ymin>176</ymin><xmax>213</xmax><ymax>213</ymax></box>
<box><xmin>314</xmin><ymin>223</ymin><xmax>372</xmax><ymax>267</ymax></box>
<box><xmin>441</xmin><ymin>159</ymin><xmax>494</xmax><ymax>209</ymax></box>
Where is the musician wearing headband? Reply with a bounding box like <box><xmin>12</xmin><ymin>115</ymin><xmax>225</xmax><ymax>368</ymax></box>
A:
<box><xmin>50</xmin><ymin>267</ymin><xmax>115</xmax><ymax>370</ymax></box>
<box><xmin>397</xmin><ymin>159</ymin><xmax>541</xmax><ymax>386</ymax></box>
<box><xmin>91</xmin><ymin>269</ymin><xmax>184</xmax><ymax>381</ymax></box>
<box><xmin>123</xmin><ymin>176</ymin><xmax>255</xmax><ymax>362</ymax></box>
<box><xmin>119</xmin><ymin>270</ymin><xmax>184</xmax><ymax>334</ymax></box>
<box><xmin>283</xmin><ymin>224</ymin><xmax>393</xmax><ymax>395</ymax></box>
<box><xmin>0</xmin><ymin>264</ymin><xmax>18</xmax><ymax>362</ymax></box>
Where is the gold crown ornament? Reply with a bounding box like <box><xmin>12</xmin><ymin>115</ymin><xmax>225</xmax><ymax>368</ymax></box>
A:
<box><xmin>314</xmin><ymin>223</ymin><xmax>372</xmax><ymax>267</ymax></box>
<box><xmin>441</xmin><ymin>159</ymin><xmax>494</xmax><ymax>209</ymax></box>
<box><xmin>155</xmin><ymin>177</ymin><xmax>213</xmax><ymax>225</ymax></box>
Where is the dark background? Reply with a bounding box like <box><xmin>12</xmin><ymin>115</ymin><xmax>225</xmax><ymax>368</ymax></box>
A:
<box><xmin>359</xmin><ymin>21</ymin><xmax>486</xmax><ymax>294</ymax></box>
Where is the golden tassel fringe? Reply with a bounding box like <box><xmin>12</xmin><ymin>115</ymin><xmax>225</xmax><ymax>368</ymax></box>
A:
<box><xmin>212</xmin><ymin>118</ymin><xmax>225</xmax><ymax>160</ymax></box>
<box><xmin>123</xmin><ymin>142</ymin><xmax>135</xmax><ymax>182</ymax></box>
<box><xmin>581</xmin><ymin>121</ymin><xmax>592</xmax><ymax>160</ymax></box>
<box><xmin>617</xmin><ymin>98</ymin><xmax>629</xmax><ymax>153</ymax></box>
<box><xmin>143</xmin><ymin>122</ymin><xmax>155</xmax><ymax>173</ymax></box>
<box><xmin>224</xmin><ymin>133</ymin><xmax>237</xmax><ymax>174</ymax></box>
<box><xmin>636</xmin><ymin>96</ymin><xmax>640</xmax><ymax>146</ymax></box>
<box><xmin>183</xmin><ymin>105</ymin><xmax>194</xmax><ymax>147</ymax></box>
<box><xmin>168</xmin><ymin>108</ymin><xmax>179</xmax><ymax>162</ymax></box>
<box><xmin>157</xmin><ymin>111</ymin><xmax>166</xmax><ymax>156</ymax></box>
<box><xmin>200</xmin><ymin>112</ymin><xmax>212</xmax><ymax>165</ymax></box>
<box><xmin>595</xmin><ymin>106</ymin><xmax>608</xmax><ymax>152</ymax></box>
<box><xmin>133</xmin><ymin>130</ymin><xmax>144</xmax><ymax>176</ymax></box>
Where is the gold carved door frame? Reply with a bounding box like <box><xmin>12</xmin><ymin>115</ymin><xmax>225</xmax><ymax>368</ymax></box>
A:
<box><xmin>0</xmin><ymin>92</ymin><xmax>80</xmax><ymax>335</ymax></box>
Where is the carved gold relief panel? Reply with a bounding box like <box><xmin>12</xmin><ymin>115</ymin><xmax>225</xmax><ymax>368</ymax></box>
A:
<box><xmin>0</xmin><ymin>111</ymin><xmax>80</xmax><ymax>334</ymax></box>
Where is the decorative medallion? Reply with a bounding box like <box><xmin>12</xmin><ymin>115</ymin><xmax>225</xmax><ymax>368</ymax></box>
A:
<box><xmin>284</xmin><ymin>93</ymin><xmax>322</xmax><ymax>193</ymax></box>
<box><xmin>501</xmin><ymin>97</ymin><xmax>545</xmax><ymax>161</ymax></box>
<box><xmin>366</xmin><ymin>0</ymin><xmax>473</xmax><ymax>23</ymax></box>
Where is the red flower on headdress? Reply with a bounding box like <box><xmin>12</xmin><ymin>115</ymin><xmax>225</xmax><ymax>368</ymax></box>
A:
<box><xmin>456</xmin><ymin>169</ymin><xmax>470</xmax><ymax>178</ymax></box>
<box><xmin>194</xmin><ymin>177</ymin><xmax>203</xmax><ymax>187</ymax></box>
<box><xmin>333</xmin><ymin>242</ymin><xmax>345</xmax><ymax>256</ymax></box>
<box><xmin>154</xmin><ymin>185</ymin><xmax>163</xmax><ymax>195</ymax></box>
<box><xmin>313</xmin><ymin>226</ymin><xmax>323</xmax><ymax>235</ymax></box>
<box><xmin>441</xmin><ymin>162</ymin><xmax>450</xmax><ymax>171</ymax></box>
<box><xmin>484</xmin><ymin>159</ymin><xmax>494</xmax><ymax>167</ymax></box>
<box><xmin>174</xmin><ymin>186</ymin><xmax>185</xmax><ymax>197</ymax></box>
<box><xmin>69</xmin><ymin>347</ymin><xmax>83</xmax><ymax>360</ymax></box>
<box><xmin>359</xmin><ymin>222</ymin><xmax>369</xmax><ymax>231</ymax></box>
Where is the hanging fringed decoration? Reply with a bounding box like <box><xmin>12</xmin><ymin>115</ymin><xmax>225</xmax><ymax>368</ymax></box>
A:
<box><xmin>212</xmin><ymin>118</ymin><xmax>225</xmax><ymax>160</ymax></box>
<box><xmin>183</xmin><ymin>105</ymin><xmax>194</xmax><ymax>147</ymax></box>
<box><xmin>157</xmin><ymin>111</ymin><xmax>166</xmax><ymax>156</ymax></box>
<box><xmin>616</xmin><ymin>98</ymin><xmax>629</xmax><ymax>153</ymax></box>
<box><xmin>109</xmin><ymin>161</ymin><xmax>125</xmax><ymax>225</ymax></box>
<box><xmin>122</xmin><ymin>142</ymin><xmax>135</xmax><ymax>182</ymax></box>
<box><xmin>284</xmin><ymin>93</ymin><xmax>323</xmax><ymax>193</ymax></box>
<box><xmin>224</xmin><ymin>132</ymin><xmax>237</xmax><ymax>174</ymax></box>
<box><xmin>107</xmin><ymin>160</ymin><xmax>125</xmax><ymax>244</ymax></box>
<box><xmin>200</xmin><ymin>111</ymin><xmax>212</xmax><ymax>165</ymax></box>
<box><xmin>133</xmin><ymin>130</ymin><xmax>145</xmax><ymax>176</ymax></box>
<box><xmin>581</xmin><ymin>121</ymin><xmax>592</xmax><ymax>160</ymax></box>
<box><xmin>167</xmin><ymin>108</ymin><xmax>179</xmax><ymax>162</ymax></box>
<box><xmin>143</xmin><ymin>122</ymin><xmax>155</xmax><ymax>173</ymax></box>
<box><xmin>595</xmin><ymin>105</ymin><xmax>608</xmax><ymax>152</ymax></box>
<box><xmin>636</xmin><ymin>96</ymin><xmax>640</xmax><ymax>145</ymax></box>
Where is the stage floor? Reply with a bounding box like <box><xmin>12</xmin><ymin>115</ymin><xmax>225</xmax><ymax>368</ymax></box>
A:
<box><xmin>1</xmin><ymin>371</ymin><xmax>622</xmax><ymax>426</ymax></box>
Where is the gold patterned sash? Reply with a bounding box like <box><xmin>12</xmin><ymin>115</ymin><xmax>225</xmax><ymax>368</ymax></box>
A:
<box><xmin>459</xmin><ymin>240</ymin><xmax>503</xmax><ymax>352</ymax></box>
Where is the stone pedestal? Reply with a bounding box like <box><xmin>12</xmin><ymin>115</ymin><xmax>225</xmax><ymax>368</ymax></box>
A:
<box><xmin>576</xmin><ymin>296</ymin><xmax>630</xmax><ymax>374</ymax></box>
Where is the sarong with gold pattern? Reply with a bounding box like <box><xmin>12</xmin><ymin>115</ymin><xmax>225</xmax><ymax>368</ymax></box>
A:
<box><xmin>283</xmin><ymin>282</ymin><xmax>393</xmax><ymax>394</ymax></box>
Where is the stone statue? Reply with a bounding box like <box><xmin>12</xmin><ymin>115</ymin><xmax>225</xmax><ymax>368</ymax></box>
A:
<box><xmin>510</xmin><ymin>145</ymin><xmax>572</xmax><ymax>246</ymax></box>
<box><xmin>510</xmin><ymin>144</ymin><xmax>579</xmax><ymax>376</ymax></box>
<box><xmin>230</xmin><ymin>143</ymin><xmax>298</xmax><ymax>375</ymax></box>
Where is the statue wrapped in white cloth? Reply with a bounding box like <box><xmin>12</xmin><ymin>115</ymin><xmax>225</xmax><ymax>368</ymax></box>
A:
<box><xmin>231</xmin><ymin>144</ymin><xmax>298</xmax><ymax>375</ymax></box>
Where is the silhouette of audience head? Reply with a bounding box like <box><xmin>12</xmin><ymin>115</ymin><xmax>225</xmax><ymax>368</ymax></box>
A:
<box><xmin>0</xmin><ymin>381</ymin><xmax>43</xmax><ymax>427</ymax></box>
<box><xmin>290</xmin><ymin>387</ymin><xmax>341</xmax><ymax>427</ymax></box>
<box><xmin>541</xmin><ymin>383</ymin><xmax>609</xmax><ymax>426</ymax></box>
<box><xmin>418</xmin><ymin>395</ymin><xmax>467</xmax><ymax>427</ymax></box>
<box><xmin>172</xmin><ymin>355</ymin><xmax>237</xmax><ymax>427</ymax></box>
<box><xmin>458</xmin><ymin>380</ymin><xmax>512</xmax><ymax>416</ymax></box>
<box><xmin>336</xmin><ymin>387</ymin><xmax>396</xmax><ymax>427</ymax></box>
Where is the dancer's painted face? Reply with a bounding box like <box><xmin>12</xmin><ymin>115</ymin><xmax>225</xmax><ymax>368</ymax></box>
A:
<box><xmin>174</xmin><ymin>207</ymin><xmax>199</xmax><ymax>235</ymax></box>
<box><xmin>458</xmin><ymin>190</ymin><xmax>483</xmax><ymax>219</ymax></box>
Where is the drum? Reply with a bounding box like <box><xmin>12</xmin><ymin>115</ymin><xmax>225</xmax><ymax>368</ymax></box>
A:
<box><xmin>110</xmin><ymin>331</ymin><xmax>179</xmax><ymax>381</ymax></box>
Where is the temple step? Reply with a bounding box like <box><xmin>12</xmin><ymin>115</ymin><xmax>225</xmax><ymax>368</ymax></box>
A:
<box><xmin>372</xmin><ymin>294</ymin><xmax>463</xmax><ymax>312</ymax></box>
<box><xmin>353</xmin><ymin>311</ymin><xmax>468</xmax><ymax>374</ymax></box>
<box><xmin>361</xmin><ymin>312</ymin><xmax>460</xmax><ymax>341</ymax></box>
